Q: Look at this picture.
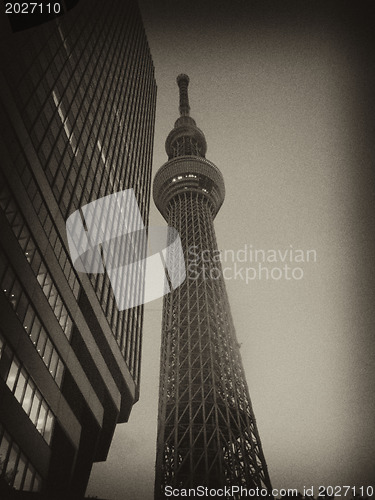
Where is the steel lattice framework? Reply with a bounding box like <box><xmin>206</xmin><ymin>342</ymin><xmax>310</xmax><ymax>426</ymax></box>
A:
<box><xmin>153</xmin><ymin>75</ymin><xmax>272</xmax><ymax>498</ymax></box>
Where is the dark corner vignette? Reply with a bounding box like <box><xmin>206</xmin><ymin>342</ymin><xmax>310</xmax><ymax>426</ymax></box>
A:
<box><xmin>3</xmin><ymin>0</ymin><xmax>80</xmax><ymax>33</ymax></box>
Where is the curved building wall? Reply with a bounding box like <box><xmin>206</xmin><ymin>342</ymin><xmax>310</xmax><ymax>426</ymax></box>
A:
<box><xmin>0</xmin><ymin>0</ymin><xmax>156</xmax><ymax>495</ymax></box>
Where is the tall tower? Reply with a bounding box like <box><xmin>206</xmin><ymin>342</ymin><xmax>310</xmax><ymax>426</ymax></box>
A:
<box><xmin>153</xmin><ymin>75</ymin><xmax>271</xmax><ymax>497</ymax></box>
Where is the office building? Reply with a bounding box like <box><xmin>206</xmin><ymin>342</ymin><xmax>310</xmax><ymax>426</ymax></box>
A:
<box><xmin>0</xmin><ymin>0</ymin><xmax>156</xmax><ymax>496</ymax></box>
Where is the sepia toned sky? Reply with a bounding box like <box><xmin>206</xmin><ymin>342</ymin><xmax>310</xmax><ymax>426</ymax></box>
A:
<box><xmin>87</xmin><ymin>1</ymin><xmax>375</xmax><ymax>498</ymax></box>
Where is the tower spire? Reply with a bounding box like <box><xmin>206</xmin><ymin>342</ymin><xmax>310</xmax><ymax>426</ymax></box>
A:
<box><xmin>177</xmin><ymin>73</ymin><xmax>190</xmax><ymax>116</ymax></box>
<box><xmin>165</xmin><ymin>75</ymin><xmax>207</xmax><ymax>159</ymax></box>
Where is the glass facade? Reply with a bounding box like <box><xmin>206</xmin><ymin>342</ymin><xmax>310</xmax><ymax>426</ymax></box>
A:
<box><xmin>1</xmin><ymin>0</ymin><xmax>155</xmax><ymax>384</ymax></box>
<box><xmin>0</xmin><ymin>333</ymin><xmax>44</xmax><ymax>491</ymax></box>
<box><xmin>0</xmin><ymin>248</ymin><xmax>66</xmax><ymax>387</ymax></box>
<box><xmin>0</xmin><ymin>424</ymin><xmax>42</xmax><ymax>492</ymax></box>
<box><xmin>0</xmin><ymin>0</ymin><xmax>156</xmax><ymax>495</ymax></box>
<box><xmin>0</xmin><ymin>174</ymin><xmax>74</xmax><ymax>340</ymax></box>
<box><xmin>6</xmin><ymin>355</ymin><xmax>55</xmax><ymax>445</ymax></box>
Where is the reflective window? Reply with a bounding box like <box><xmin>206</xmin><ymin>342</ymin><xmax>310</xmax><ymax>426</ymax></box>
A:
<box><xmin>4</xmin><ymin>355</ymin><xmax>55</xmax><ymax>444</ymax></box>
<box><xmin>0</xmin><ymin>425</ymin><xmax>42</xmax><ymax>491</ymax></box>
<box><xmin>0</xmin><ymin>250</ymin><xmax>65</xmax><ymax>387</ymax></box>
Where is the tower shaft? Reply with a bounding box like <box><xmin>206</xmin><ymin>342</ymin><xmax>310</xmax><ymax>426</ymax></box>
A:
<box><xmin>153</xmin><ymin>76</ymin><xmax>271</xmax><ymax>498</ymax></box>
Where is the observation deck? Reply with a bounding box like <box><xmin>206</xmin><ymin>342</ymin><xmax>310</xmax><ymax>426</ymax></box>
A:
<box><xmin>153</xmin><ymin>74</ymin><xmax>225</xmax><ymax>219</ymax></box>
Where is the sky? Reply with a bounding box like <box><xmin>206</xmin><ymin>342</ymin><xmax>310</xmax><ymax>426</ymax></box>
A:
<box><xmin>87</xmin><ymin>1</ymin><xmax>375</xmax><ymax>498</ymax></box>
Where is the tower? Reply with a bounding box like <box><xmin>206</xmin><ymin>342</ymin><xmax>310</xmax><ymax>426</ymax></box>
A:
<box><xmin>153</xmin><ymin>75</ymin><xmax>271</xmax><ymax>497</ymax></box>
<box><xmin>0</xmin><ymin>0</ymin><xmax>156</xmax><ymax>496</ymax></box>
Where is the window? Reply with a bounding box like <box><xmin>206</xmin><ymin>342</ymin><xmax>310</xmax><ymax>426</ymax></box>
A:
<box><xmin>5</xmin><ymin>358</ymin><xmax>55</xmax><ymax>444</ymax></box>
<box><xmin>0</xmin><ymin>426</ymin><xmax>42</xmax><ymax>491</ymax></box>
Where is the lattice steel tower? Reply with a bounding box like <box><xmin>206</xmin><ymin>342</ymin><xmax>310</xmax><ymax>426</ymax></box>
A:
<box><xmin>153</xmin><ymin>75</ymin><xmax>272</xmax><ymax>498</ymax></box>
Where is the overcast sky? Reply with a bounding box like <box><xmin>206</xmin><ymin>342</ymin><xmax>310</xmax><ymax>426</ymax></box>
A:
<box><xmin>87</xmin><ymin>1</ymin><xmax>375</xmax><ymax>498</ymax></box>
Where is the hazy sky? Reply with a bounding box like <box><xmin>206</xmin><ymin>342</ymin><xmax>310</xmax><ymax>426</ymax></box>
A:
<box><xmin>87</xmin><ymin>1</ymin><xmax>375</xmax><ymax>498</ymax></box>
